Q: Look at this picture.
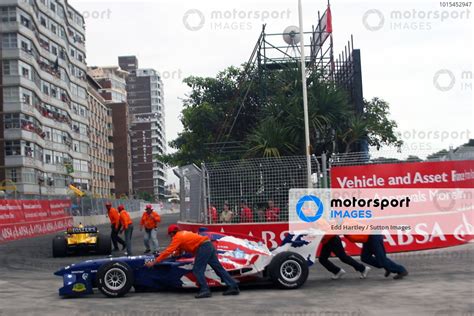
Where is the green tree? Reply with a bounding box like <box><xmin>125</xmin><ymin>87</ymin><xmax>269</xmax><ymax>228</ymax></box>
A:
<box><xmin>364</xmin><ymin>97</ymin><xmax>403</xmax><ymax>150</ymax></box>
<box><xmin>160</xmin><ymin>64</ymin><xmax>403</xmax><ymax>166</ymax></box>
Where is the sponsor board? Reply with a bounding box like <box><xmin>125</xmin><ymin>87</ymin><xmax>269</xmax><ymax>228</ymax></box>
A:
<box><xmin>0</xmin><ymin>217</ymin><xmax>74</xmax><ymax>242</ymax></box>
<box><xmin>0</xmin><ymin>199</ymin><xmax>72</xmax><ymax>242</ymax></box>
<box><xmin>181</xmin><ymin>160</ymin><xmax>474</xmax><ymax>254</ymax></box>
<box><xmin>178</xmin><ymin>221</ymin><xmax>472</xmax><ymax>255</ymax></box>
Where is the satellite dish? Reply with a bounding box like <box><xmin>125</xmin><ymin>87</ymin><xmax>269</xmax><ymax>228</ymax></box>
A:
<box><xmin>283</xmin><ymin>25</ymin><xmax>301</xmax><ymax>45</ymax></box>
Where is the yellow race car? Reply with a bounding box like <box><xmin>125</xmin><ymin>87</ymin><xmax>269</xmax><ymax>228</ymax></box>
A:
<box><xmin>52</xmin><ymin>224</ymin><xmax>111</xmax><ymax>257</ymax></box>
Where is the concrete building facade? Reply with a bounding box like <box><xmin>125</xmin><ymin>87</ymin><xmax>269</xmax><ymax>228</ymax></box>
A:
<box><xmin>86</xmin><ymin>73</ymin><xmax>114</xmax><ymax>197</ymax></box>
<box><xmin>88</xmin><ymin>66</ymin><xmax>132</xmax><ymax>197</ymax></box>
<box><xmin>0</xmin><ymin>0</ymin><xmax>91</xmax><ymax>195</ymax></box>
<box><xmin>118</xmin><ymin>56</ymin><xmax>166</xmax><ymax>200</ymax></box>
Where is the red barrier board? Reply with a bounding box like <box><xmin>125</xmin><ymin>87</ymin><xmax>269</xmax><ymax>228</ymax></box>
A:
<box><xmin>180</xmin><ymin>160</ymin><xmax>473</xmax><ymax>254</ymax></box>
<box><xmin>330</xmin><ymin>160</ymin><xmax>474</xmax><ymax>189</ymax></box>
<box><xmin>178</xmin><ymin>221</ymin><xmax>471</xmax><ymax>255</ymax></box>
<box><xmin>0</xmin><ymin>199</ymin><xmax>73</xmax><ymax>243</ymax></box>
<box><xmin>0</xmin><ymin>217</ymin><xmax>74</xmax><ymax>243</ymax></box>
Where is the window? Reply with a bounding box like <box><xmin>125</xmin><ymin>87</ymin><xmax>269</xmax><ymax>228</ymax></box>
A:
<box><xmin>79</xmin><ymin>106</ymin><xmax>87</xmax><ymax>117</ymax></box>
<box><xmin>42</xmin><ymin>81</ymin><xmax>50</xmax><ymax>95</ymax></box>
<box><xmin>5</xmin><ymin>140</ymin><xmax>21</xmax><ymax>156</ymax></box>
<box><xmin>0</xmin><ymin>7</ymin><xmax>17</xmax><ymax>22</ymax></box>
<box><xmin>40</xmin><ymin>15</ymin><xmax>46</xmax><ymax>27</ymax></box>
<box><xmin>52</xmin><ymin>129</ymin><xmax>62</xmax><ymax>143</ymax></box>
<box><xmin>20</xmin><ymin>15</ymin><xmax>30</xmax><ymax>28</ymax></box>
<box><xmin>79</xmin><ymin>142</ymin><xmax>88</xmax><ymax>154</ymax></box>
<box><xmin>81</xmin><ymin>161</ymin><xmax>88</xmax><ymax>172</ymax></box>
<box><xmin>53</xmin><ymin>152</ymin><xmax>63</xmax><ymax>164</ymax></box>
<box><xmin>24</xmin><ymin>141</ymin><xmax>33</xmax><ymax>157</ymax></box>
<box><xmin>6</xmin><ymin>169</ymin><xmax>18</xmax><ymax>183</ymax></box>
<box><xmin>73</xmin><ymin>160</ymin><xmax>81</xmax><ymax>172</ymax></box>
<box><xmin>51</xmin><ymin>23</ymin><xmax>57</xmax><ymax>35</ymax></box>
<box><xmin>22</xmin><ymin>91</ymin><xmax>31</xmax><ymax>105</ymax></box>
<box><xmin>1</xmin><ymin>33</ymin><xmax>17</xmax><ymax>48</ymax></box>
<box><xmin>4</xmin><ymin>113</ymin><xmax>20</xmax><ymax>129</ymax></box>
<box><xmin>21</xmin><ymin>40</ymin><xmax>29</xmax><ymax>52</ymax></box>
<box><xmin>2</xmin><ymin>60</ymin><xmax>11</xmax><ymax>75</ymax></box>
<box><xmin>44</xmin><ymin>150</ymin><xmax>52</xmax><ymax>164</ymax></box>
<box><xmin>43</xmin><ymin>127</ymin><xmax>52</xmax><ymax>140</ymax></box>
<box><xmin>21</xmin><ymin>66</ymin><xmax>30</xmax><ymax>79</ymax></box>
<box><xmin>22</xmin><ymin>168</ymin><xmax>36</xmax><ymax>184</ymax></box>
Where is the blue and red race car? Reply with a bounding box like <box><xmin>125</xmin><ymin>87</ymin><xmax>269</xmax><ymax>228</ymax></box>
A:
<box><xmin>54</xmin><ymin>230</ymin><xmax>322</xmax><ymax>297</ymax></box>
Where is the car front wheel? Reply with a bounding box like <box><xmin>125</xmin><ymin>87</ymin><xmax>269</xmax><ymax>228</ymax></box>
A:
<box><xmin>96</xmin><ymin>261</ymin><xmax>134</xmax><ymax>297</ymax></box>
<box><xmin>268</xmin><ymin>252</ymin><xmax>309</xmax><ymax>289</ymax></box>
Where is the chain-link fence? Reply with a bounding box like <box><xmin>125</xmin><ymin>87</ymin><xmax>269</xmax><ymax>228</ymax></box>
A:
<box><xmin>69</xmin><ymin>197</ymin><xmax>142</xmax><ymax>217</ymax></box>
<box><xmin>0</xmin><ymin>192</ymin><xmax>143</xmax><ymax>217</ymax></box>
<box><xmin>177</xmin><ymin>145</ymin><xmax>474</xmax><ymax>225</ymax></box>
<box><xmin>177</xmin><ymin>155</ymin><xmax>328</xmax><ymax>224</ymax></box>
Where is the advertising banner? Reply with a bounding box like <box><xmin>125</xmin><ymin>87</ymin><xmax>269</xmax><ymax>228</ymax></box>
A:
<box><xmin>0</xmin><ymin>199</ymin><xmax>73</xmax><ymax>243</ymax></box>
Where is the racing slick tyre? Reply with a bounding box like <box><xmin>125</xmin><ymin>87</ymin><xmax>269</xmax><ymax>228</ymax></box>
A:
<box><xmin>97</xmin><ymin>233</ymin><xmax>112</xmax><ymax>255</ymax></box>
<box><xmin>96</xmin><ymin>261</ymin><xmax>134</xmax><ymax>297</ymax></box>
<box><xmin>52</xmin><ymin>235</ymin><xmax>68</xmax><ymax>257</ymax></box>
<box><xmin>268</xmin><ymin>252</ymin><xmax>309</xmax><ymax>289</ymax></box>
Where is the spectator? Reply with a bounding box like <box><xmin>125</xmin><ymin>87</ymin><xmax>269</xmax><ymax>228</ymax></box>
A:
<box><xmin>256</xmin><ymin>206</ymin><xmax>266</xmax><ymax>222</ymax></box>
<box><xmin>265</xmin><ymin>200</ymin><xmax>280</xmax><ymax>222</ymax></box>
<box><xmin>105</xmin><ymin>202</ymin><xmax>125</xmax><ymax>251</ymax></box>
<box><xmin>220</xmin><ymin>201</ymin><xmax>233</xmax><ymax>223</ymax></box>
<box><xmin>240</xmin><ymin>200</ymin><xmax>254</xmax><ymax>223</ymax></box>
<box><xmin>118</xmin><ymin>205</ymin><xmax>133</xmax><ymax>256</ymax></box>
<box><xmin>209</xmin><ymin>205</ymin><xmax>218</xmax><ymax>224</ymax></box>
<box><xmin>140</xmin><ymin>204</ymin><xmax>161</xmax><ymax>254</ymax></box>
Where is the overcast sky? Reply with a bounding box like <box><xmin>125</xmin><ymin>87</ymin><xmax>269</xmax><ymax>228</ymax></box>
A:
<box><xmin>70</xmin><ymin>0</ymin><xmax>473</xmax><ymax>163</ymax></box>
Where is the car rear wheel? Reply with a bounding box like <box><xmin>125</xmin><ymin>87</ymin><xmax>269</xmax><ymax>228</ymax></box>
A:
<box><xmin>268</xmin><ymin>252</ymin><xmax>308</xmax><ymax>289</ymax></box>
<box><xmin>97</xmin><ymin>233</ymin><xmax>112</xmax><ymax>255</ymax></box>
<box><xmin>96</xmin><ymin>261</ymin><xmax>134</xmax><ymax>297</ymax></box>
<box><xmin>52</xmin><ymin>235</ymin><xmax>68</xmax><ymax>257</ymax></box>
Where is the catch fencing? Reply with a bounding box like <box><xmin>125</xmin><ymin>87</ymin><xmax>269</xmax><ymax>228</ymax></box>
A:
<box><xmin>176</xmin><ymin>146</ymin><xmax>474</xmax><ymax>224</ymax></box>
<box><xmin>177</xmin><ymin>155</ymin><xmax>328</xmax><ymax>224</ymax></box>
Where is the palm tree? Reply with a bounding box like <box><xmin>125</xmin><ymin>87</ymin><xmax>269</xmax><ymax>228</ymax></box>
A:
<box><xmin>245</xmin><ymin>117</ymin><xmax>298</xmax><ymax>158</ymax></box>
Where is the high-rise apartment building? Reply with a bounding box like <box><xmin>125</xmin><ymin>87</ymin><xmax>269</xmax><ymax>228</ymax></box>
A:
<box><xmin>86</xmin><ymin>73</ymin><xmax>114</xmax><ymax>197</ymax></box>
<box><xmin>118</xmin><ymin>56</ymin><xmax>166</xmax><ymax>200</ymax></box>
<box><xmin>0</xmin><ymin>0</ymin><xmax>91</xmax><ymax>195</ymax></box>
<box><xmin>88</xmin><ymin>66</ymin><xmax>132</xmax><ymax>197</ymax></box>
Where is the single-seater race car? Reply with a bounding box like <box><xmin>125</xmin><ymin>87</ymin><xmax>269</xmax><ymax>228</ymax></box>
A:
<box><xmin>55</xmin><ymin>230</ymin><xmax>322</xmax><ymax>297</ymax></box>
<box><xmin>52</xmin><ymin>224</ymin><xmax>111</xmax><ymax>257</ymax></box>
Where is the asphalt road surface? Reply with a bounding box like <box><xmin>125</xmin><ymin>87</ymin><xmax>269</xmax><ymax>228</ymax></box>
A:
<box><xmin>0</xmin><ymin>213</ymin><xmax>473</xmax><ymax>316</ymax></box>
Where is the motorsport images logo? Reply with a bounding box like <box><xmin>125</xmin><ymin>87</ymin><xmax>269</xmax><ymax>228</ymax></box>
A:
<box><xmin>296</xmin><ymin>195</ymin><xmax>324</xmax><ymax>222</ymax></box>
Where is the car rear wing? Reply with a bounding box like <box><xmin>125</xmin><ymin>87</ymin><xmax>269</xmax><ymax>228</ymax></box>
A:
<box><xmin>66</xmin><ymin>226</ymin><xmax>98</xmax><ymax>234</ymax></box>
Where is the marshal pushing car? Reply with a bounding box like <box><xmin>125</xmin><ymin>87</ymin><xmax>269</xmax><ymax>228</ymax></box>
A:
<box><xmin>52</xmin><ymin>224</ymin><xmax>111</xmax><ymax>257</ymax></box>
<box><xmin>54</xmin><ymin>230</ymin><xmax>322</xmax><ymax>297</ymax></box>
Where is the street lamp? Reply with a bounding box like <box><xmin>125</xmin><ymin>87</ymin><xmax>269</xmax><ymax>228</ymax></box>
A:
<box><xmin>298</xmin><ymin>0</ymin><xmax>312</xmax><ymax>189</ymax></box>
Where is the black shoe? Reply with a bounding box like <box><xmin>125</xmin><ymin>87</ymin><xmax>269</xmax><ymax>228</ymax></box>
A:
<box><xmin>195</xmin><ymin>291</ymin><xmax>212</xmax><ymax>299</ymax></box>
<box><xmin>393</xmin><ymin>270</ymin><xmax>408</xmax><ymax>280</ymax></box>
<box><xmin>223</xmin><ymin>287</ymin><xmax>240</xmax><ymax>296</ymax></box>
<box><xmin>384</xmin><ymin>269</ymin><xmax>391</xmax><ymax>278</ymax></box>
<box><xmin>144</xmin><ymin>249</ymin><xmax>151</xmax><ymax>254</ymax></box>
